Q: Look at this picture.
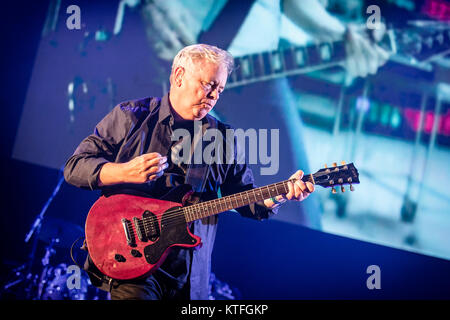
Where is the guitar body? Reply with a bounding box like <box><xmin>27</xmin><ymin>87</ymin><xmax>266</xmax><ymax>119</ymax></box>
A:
<box><xmin>85</xmin><ymin>193</ymin><xmax>201</xmax><ymax>280</ymax></box>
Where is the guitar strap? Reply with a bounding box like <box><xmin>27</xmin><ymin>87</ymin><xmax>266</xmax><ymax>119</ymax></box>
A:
<box><xmin>184</xmin><ymin>116</ymin><xmax>220</xmax><ymax>300</ymax></box>
<box><xmin>198</xmin><ymin>0</ymin><xmax>255</xmax><ymax>49</ymax></box>
<box><xmin>184</xmin><ymin>116</ymin><xmax>218</xmax><ymax>201</ymax></box>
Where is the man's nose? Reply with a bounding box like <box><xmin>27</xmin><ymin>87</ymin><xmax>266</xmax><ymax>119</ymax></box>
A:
<box><xmin>208</xmin><ymin>88</ymin><xmax>220</xmax><ymax>100</ymax></box>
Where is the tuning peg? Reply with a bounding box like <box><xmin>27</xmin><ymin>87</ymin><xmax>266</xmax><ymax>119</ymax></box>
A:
<box><xmin>341</xmin><ymin>185</ymin><xmax>345</xmax><ymax>193</ymax></box>
<box><xmin>341</xmin><ymin>161</ymin><xmax>346</xmax><ymax>165</ymax></box>
<box><xmin>350</xmin><ymin>184</ymin><xmax>355</xmax><ymax>192</ymax></box>
<box><xmin>331</xmin><ymin>187</ymin><xmax>337</xmax><ymax>194</ymax></box>
<box><xmin>332</xmin><ymin>162</ymin><xmax>337</xmax><ymax>167</ymax></box>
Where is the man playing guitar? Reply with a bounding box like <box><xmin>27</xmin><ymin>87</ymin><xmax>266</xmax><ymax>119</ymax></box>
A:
<box><xmin>64</xmin><ymin>44</ymin><xmax>314</xmax><ymax>300</ymax></box>
<box><xmin>66</xmin><ymin>0</ymin><xmax>386</xmax><ymax>300</ymax></box>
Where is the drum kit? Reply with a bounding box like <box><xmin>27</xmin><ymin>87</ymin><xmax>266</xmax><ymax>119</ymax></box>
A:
<box><xmin>1</xmin><ymin>174</ymin><xmax>237</xmax><ymax>300</ymax></box>
<box><xmin>1</xmin><ymin>215</ymin><xmax>238</xmax><ymax>300</ymax></box>
<box><xmin>1</xmin><ymin>217</ymin><xmax>109</xmax><ymax>300</ymax></box>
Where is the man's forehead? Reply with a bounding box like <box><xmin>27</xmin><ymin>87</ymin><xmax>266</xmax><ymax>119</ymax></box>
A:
<box><xmin>192</xmin><ymin>60</ymin><xmax>228</xmax><ymax>74</ymax></box>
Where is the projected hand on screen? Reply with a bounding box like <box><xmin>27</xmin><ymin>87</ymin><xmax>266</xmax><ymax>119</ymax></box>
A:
<box><xmin>141</xmin><ymin>0</ymin><xmax>197</xmax><ymax>61</ymax></box>
<box><xmin>283</xmin><ymin>0</ymin><xmax>390</xmax><ymax>83</ymax></box>
<box><xmin>343</xmin><ymin>24</ymin><xmax>390</xmax><ymax>82</ymax></box>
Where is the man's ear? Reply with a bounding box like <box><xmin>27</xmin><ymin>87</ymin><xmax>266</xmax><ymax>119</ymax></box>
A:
<box><xmin>173</xmin><ymin>66</ymin><xmax>185</xmax><ymax>87</ymax></box>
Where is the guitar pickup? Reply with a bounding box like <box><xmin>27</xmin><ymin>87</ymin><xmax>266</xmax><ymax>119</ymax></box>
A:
<box><xmin>133</xmin><ymin>217</ymin><xmax>147</xmax><ymax>242</ymax></box>
<box><xmin>142</xmin><ymin>210</ymin><xmax>160</xmax><ymax>242</ymax></box>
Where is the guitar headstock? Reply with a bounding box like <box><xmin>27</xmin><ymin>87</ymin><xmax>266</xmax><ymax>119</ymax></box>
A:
<box><xmin>312</xmin><ymin>161</ymin><xmax>360</xmax><ymax>194</ymax></box>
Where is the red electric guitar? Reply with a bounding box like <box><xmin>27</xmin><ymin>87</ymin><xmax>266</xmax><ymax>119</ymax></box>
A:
<box><xmin>85</xmin><ymin>162</ymin><xmax>359</xmax><ymax>280</ymax></box>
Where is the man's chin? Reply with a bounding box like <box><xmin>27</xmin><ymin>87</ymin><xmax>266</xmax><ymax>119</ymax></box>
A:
<box><xmin>193</xmin><ymin>108</ymin><xmax>210</xmax><ymax>120</ymax></box>
<box><xmin>193</xmin><ymin>115</ymin><xmax>206</xmax><ymax>121</ymax></box>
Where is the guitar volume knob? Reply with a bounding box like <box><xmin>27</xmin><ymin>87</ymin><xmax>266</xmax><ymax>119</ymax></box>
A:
<box><xmin>130</xmin><ymin>249</ymin><xmax>142</xmax><ymax>258</ymax></box>
<box><xmin>114</xmin><ymin>254</ymin><xmax>126</xmax><ymax>262</ymax></box>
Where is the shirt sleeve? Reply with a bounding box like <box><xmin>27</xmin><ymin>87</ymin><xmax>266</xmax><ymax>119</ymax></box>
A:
<box><xmin>63</xmin><ymin>104</ymin><xmax>132</xmax><ymax>190</ymax></box>
<box><xmin>219</xmin><ymin>132</ymin><xmax>278</xmax><ymax>221</ymax></box>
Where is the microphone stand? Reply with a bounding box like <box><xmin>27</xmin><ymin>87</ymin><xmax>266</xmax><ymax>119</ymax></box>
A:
<box><xmin>2</xmin><ymin>168</ymin><xmax>65</xmax><ymax>299</ymax></box>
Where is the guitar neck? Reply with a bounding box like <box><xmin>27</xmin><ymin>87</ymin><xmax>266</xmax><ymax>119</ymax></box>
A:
<box><xmin>226</xmin><ymin>40</ymin><xmax>346</xmax><ymax>89</ymax></box>
<box><xmin>183</xmin><ymin>174</ymin><xmax>315</xmax><ymax>223</ymax></box>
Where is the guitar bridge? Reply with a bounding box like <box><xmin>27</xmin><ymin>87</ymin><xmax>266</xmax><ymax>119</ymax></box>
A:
<box><xmin>121</xmin><ymin>218</ymin><xmax>136</xmax><ymax>247</ymax></box>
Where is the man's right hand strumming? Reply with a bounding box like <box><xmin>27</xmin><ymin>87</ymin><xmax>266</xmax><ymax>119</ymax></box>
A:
<box><xmin>98</xmin><ymin>152</ymin><xmax>168</xmax><ymax>186</ymax></box>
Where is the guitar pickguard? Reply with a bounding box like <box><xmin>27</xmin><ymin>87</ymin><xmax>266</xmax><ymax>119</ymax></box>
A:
<box><xmin>143</xmin><ymin>207</ymin><xmax>197</xmax><ymax>265</ymax></box>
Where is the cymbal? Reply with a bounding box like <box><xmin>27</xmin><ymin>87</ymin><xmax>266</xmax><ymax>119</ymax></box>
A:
<box><xmin>39</xmin><ymin>218</ymin><xmax>84</xmax><ymax>248</ymax></box>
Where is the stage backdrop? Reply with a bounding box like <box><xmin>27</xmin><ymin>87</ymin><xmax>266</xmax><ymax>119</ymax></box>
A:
<box><xmin>12</xmin><ymin>0</ymin><xmax>450</xmax><ymax>264</ymax></box>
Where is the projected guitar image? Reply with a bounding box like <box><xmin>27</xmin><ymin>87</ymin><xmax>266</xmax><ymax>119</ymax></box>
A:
<box><xmin>85</xmin><ymin>162</ymin><xmax>359</xmax><ymax>280</ymax></box>
<box><xmin>144</xmin><ymin>23</ymin><xmax>450</xmax><ymax>93</ymax></box>
<box><xmin>224</xmin><ymin>24</ymin><xmax>450</xmax><ymax>89</ymax></box>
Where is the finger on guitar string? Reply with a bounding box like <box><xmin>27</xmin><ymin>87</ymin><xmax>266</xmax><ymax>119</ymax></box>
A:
<box><xmin>305</xmin><ymin>181</ymin><xmax>315</xmax><ymax>193</ymax></box>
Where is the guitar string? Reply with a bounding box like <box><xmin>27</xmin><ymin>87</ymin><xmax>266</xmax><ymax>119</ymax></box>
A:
<box><xmin>127</xmin><ymin>168</ymin><xmax>353</xmax><ymax>235</ymax></box>
<box><xmin>134</xmin><ymin>180</ymin><xmax>291</xmax><ymax>234</ymax></box>
<box><xmin>137</xmin><ymin>178</ymin><xmax>295</xmax><ymax>230</ymax></box>
<box><xmin>137</xmin><ymin>169</ymin><xmax>348</xmax><ymax>231</ymax></box>
<box><xmin>136</xmin><ymin>170</ymin><xmax>330</xmax><ymax>231</ymax></box>
<box><xmin>138</xmin><ymin>166</ymin><xmax>350</xmax><ymax>228</ymax></box>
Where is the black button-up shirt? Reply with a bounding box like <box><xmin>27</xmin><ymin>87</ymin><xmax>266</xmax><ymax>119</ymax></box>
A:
<box><xmin>64</xmin><ymin>93</ymin><xmax>276</xmax><ymax>299</ymax></box>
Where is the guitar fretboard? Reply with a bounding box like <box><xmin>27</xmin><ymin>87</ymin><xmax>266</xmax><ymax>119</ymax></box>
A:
<box><xmin>183</xmin><ymin>175</ymin><xmax>315</xmax><ymax>223</ymax></box>
<box><xmin>227</xmin><ymin>41</ymin><xmax>346</xmax><ymax>89</ymax></box>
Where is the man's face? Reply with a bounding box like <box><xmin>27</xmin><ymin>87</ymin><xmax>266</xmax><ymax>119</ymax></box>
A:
<box><xmin>172</xmin><ymin>61</ymin><xmax>228</xmax><ymax>120</ymax></box>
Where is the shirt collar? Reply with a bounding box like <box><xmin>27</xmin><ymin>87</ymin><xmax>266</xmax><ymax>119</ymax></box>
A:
<box><xmin>158</xmin><ymin>92</ymin><xmax>212</xmax><ymax>129</ymax></box>
<box><xmin>157</xmin><ymin>93</ymin><xmax>173</xmax><ymax>125</ymax></box>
